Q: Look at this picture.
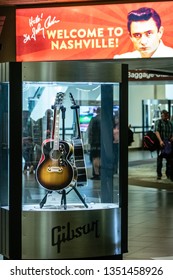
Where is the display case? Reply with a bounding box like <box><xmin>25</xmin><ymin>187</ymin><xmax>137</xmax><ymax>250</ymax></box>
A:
<box><xmin>0</xmin><ymin>61</ymin><xmax>128</xmax><ymax>259</ymax></box>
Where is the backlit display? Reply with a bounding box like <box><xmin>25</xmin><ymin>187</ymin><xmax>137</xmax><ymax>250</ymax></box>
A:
<box><xmin>16</xmin><ymin>2</ymin><xmax>173</xmax><ymax>61</ymax></box>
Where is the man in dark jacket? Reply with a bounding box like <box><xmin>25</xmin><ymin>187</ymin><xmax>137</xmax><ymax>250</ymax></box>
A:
<box><xmin>88</xmin><ymin>107</ymin><xmax>101</xmax><ymax>180</ymax></box>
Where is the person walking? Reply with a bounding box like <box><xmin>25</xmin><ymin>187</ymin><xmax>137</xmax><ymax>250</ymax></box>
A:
<box><xmin>113</xmin><ymin>114</ymin><xmax>119</xmax><ymax>175</ymax></box>
<box><xmin>154</xmin><ymin>110</ymin><xmax>173</xmax><ymax>180</ymax></box>
<box><xmin>88</xmin><ymin>107</ymin><xmax>101</xmax><ymax>180</ymax></box>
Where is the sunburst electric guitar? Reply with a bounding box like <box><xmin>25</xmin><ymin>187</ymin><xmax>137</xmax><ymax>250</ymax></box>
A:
<box><xmin>69</xmin><ymin>92</ymin><xmax>87</xmax><ymax>184</ymax></box>
<box><xmin>36</xmin><ymin>93</ymin><xmax>74</xmax><ymax>191</ymax></box>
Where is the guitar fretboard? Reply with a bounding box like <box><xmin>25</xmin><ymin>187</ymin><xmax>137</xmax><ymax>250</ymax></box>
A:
<box><xmin>53</xmin><ymin>108</ymin><xmax>60</xmax><ymax>151</ymax></box>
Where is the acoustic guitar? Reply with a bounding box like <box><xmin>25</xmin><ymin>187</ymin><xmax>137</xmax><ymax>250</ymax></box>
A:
<box><xmin>69</xmin><ymin>92</ymin><xmax>87</xmax><ymax>184</ymax></box>
<box><xmin>36</xmin><ymin>92</ymin><xmax>74</xmax><ymax>191</ymax></box>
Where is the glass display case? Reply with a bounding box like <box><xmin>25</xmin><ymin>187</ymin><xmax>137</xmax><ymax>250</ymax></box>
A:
<box><xmin>22</xmin><ymin>82</ymin><xmax>119</xmax><ymax>207</ymax></box>
<box><xmin>0</xmin><ymin>61</ymin><xmax>128</xmax><ymax>259</ymax></box>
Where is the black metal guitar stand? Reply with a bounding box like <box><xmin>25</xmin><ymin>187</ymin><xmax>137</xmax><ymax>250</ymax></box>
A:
<box><xmin>60</xmin><ymin>182</ymin><xmax>88</xmax><ymax>209</ymax></box>
<box><xmin>39</xmin><ymin>183</ymin><xmax>88</xmax><ymax>209</ymax></box>
<box><xmin>39</xmin><ymin>191</ymin><xmax>52</xmax><ymax>208</ymax></box>
<box><xmin>60</xmin><ymin>105</ymin><xmax>66</xmax><ymax>141</ymax></box>
<box><xmin>39</xmin><ymin>189</ymin><xmax>68</xmax><ymax>209</ymax></box>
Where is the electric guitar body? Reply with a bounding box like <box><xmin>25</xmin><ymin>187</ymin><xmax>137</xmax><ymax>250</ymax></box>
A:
<box><xmin>69</xmin><ymin>93</ymin><xmax>87</xmax><ymax>184</ymax></box>
<box><xmin>72</xmin><ymin>138</ymin><xmax>87</xmax><ymax>184</ymax></box>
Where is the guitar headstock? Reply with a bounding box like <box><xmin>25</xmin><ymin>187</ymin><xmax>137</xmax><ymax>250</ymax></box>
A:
<box><xmin>69</xmin><ymin>92</ymin><xmax>79</xmax><ymax>109</ymax></box>
<box><xmin>52</xmin><ymin>92</ymin><xmax>65</xmax><ymax>110</ymax></box>
<box><xmin>69</xmin><ymin>92</ymin><xmax>76</xmax><ymax>105</ymax></box>
<box><xmin>69</xmin><ymin>93</ymin><xmax>81</xmax><ymax>138</ymax></box>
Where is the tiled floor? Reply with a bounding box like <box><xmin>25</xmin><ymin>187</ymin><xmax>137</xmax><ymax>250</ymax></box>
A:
<box><xmin>125</xmin><ymin>150</ymin><xmax>173</xmax><ymax>260</ymax></box>
<box><xmin>124</xmin><ymin>185</ymin><xmax>173</xmax><ymax>259</ymax></box>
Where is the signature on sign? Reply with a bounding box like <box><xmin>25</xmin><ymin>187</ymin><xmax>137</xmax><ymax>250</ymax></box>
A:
<box><xmin>23</xmin><ymin>13</ymin><xmax>60</xmax><ymax>43</ymax></box>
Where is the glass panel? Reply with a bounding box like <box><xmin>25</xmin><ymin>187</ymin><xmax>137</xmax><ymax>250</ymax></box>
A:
<box><xmin>22</xmin><ymin>82</ymin><xmax>119</xmax><ymax>209</ymax></box>
<box><xmin>113</xmin><ymin>85</ymin><xmax>120</xmax><ymax>204</ymax></box>
<box><xmin>0</xmin><ymin>82</ymin><xmax>9</xmax><ymax>207</ymax></box>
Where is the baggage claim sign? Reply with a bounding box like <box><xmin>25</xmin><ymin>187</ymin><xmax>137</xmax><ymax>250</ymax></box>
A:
<box><xmin>16</xmin><ymin>2</ymin><xmax>173</xmax><ymax>61</ymax></box>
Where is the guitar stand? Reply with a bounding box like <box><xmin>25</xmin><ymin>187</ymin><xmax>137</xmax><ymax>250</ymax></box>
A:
<box><xmin>60</xmin><ymin>105</ymin><xmax>66</xmax><ymax>141</ymax></box>
<box><xmin>39</xmin><ymin>190</ymin><xmax>67</xmax><ymax>209</ymax></box>
<box><xmin>60</xmin><ymin>183</ymin><xmax>88</xmax><ymax>209</ymax></box>
<box><xmin>39</xmin><ymin>183</ymin><xmax>88</xmax><ymax>209</ymax></box>
<box><xmin>39</xmin><ymin>191</ymin><xmax>52</xmax><ymax>208</ymax></box>
<box><xmin>60</xmin><ymin>189</ymin><xmax>67</xmax><ymax>210</ymax></box>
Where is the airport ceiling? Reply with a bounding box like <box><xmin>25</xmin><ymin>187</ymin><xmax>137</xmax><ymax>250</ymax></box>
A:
<box><xmin>1</xmin><ymin>0</ymin><xmax>173</xmax><ymax>75</ymax></box>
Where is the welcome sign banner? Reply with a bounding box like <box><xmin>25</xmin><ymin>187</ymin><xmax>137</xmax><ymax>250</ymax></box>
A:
<box><xmin>16</xmin><ymin>1</ymin><xmax>173</xmax><ymax>61</ymax></box>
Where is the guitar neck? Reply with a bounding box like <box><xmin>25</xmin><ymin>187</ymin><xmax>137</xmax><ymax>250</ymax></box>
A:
<box><xmin>70</xmin><ymin>93</ymin><xmax>81</xmax><ymax>139</ymax></box>
<box><xmin>75</xmin><ymin>107</ymin><xmax>81</xmax><ymax>139</ymax></box>
<box><xmin>53</xmin><ymin>108</ymin><xmax>60</xmax><ymax>150</ymax></box>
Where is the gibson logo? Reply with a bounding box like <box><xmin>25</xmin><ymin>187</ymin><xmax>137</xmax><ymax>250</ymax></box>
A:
<box><xmin>52</xmin><ymin>220</ymin><xmax>100</xmax><ymax>253</ymax></box>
